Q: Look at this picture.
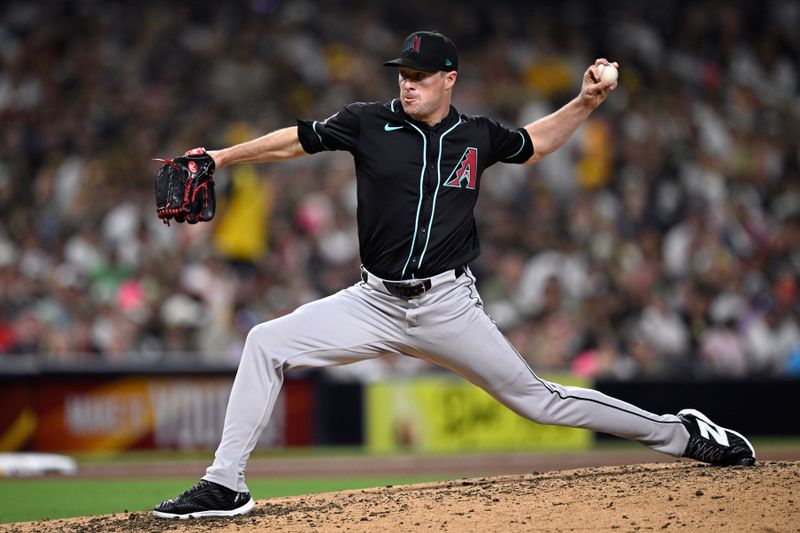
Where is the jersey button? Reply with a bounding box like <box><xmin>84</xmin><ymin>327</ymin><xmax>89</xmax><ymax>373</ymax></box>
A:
<box><xmin>421</xmin><ymin>228</ymin><xmax>426</xmax><ymax>233</ymax></box>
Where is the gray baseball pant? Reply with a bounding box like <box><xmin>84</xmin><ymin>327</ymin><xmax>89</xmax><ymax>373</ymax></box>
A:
<box><xmin>204</xmin><ymin>267</ymin><xmax>690</xmax><ymax>492</ymax></box>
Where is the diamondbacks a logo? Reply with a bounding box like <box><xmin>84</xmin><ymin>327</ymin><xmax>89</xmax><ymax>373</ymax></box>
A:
<box><xmin>404</xmin><ymin>35</ymin><xmax>421</xmax><ymax>54</ymax></box>
<box><xmin>444</xmin><ymin>147</ymin><xmax>478</xmax><ymax>189</ymax></box>
<box><xmin>187</xmin><ymin>161</ymin><xmax>198</xmax><ymax>174</ymax></box>
<box><xmin>697</xmin><ymin>419</ymin><xmax>729</xmax><ymax>447</ymax></box>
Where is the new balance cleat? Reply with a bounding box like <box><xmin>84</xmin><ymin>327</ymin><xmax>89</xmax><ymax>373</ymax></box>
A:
<box><xmin>153</xmin><ymin>479</ymin><xmax>254</xmax><ymax>519</ymax></box>
<box><xmin>678</xmin><ymin>408</ymin><xmax>755</xmax><ymax>466</ymax></box>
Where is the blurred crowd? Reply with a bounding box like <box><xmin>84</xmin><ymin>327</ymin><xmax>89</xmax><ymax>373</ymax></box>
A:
<box><xmin>1</xmin><ymin>0</ymin><xmax>798</xmax><ymax>379</ymax></box>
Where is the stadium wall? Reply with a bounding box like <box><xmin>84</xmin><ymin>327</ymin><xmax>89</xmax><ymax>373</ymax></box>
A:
<box><xmin>0</xmin><ymin>363</ymin><xmax>797</xmax><ymax>452</ymax></box>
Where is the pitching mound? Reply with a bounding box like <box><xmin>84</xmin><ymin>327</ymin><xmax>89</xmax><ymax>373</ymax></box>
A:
<box><xmin>9</xmin><ymin>461</ymin><xmax>799</xmax><ymax>532</ymax></box>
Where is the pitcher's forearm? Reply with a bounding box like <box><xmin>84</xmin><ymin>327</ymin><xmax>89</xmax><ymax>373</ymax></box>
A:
<box><xmin>524</xmin><ymin>97</ymin><xmax>594</xmax><ymax>163</ymax></box>
<box><xmin>209</xmin><ymin>127</ymin><xmax>306</xmax><ymax>169</ymax></box>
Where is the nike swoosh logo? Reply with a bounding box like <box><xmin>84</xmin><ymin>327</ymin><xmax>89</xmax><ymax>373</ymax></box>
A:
<box><xmin>384</xmin><ymin>123</ymin><xmax>404</xmax><ymax>131</ymax></box>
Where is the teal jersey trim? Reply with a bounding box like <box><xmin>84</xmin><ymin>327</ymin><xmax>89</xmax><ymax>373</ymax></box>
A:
<box><xmin>312</xmin><ymin>121</ymin><xmax>329</xmax><ymax>150</ymax></box>
<box><xmin>507</xmin><ymin>130</ymin><xmax>526</xmax><ymax>159</ymax></box>
<box><xmin>400</xmin><ymin>121</ymin><xmax>428</xmax><ymax>278</ymax></box>
<box><xmin>417</xmin><ymin>118</ymin><xmax>463</xmax><ymax>270</ymax></box>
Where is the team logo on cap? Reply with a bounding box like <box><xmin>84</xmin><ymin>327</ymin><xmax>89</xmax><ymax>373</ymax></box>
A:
<box><xmin>444</xmin><ymin>147</ymin><xmax>478</xmax><ymax>189</ymax></box>
<box><xmin>404</xmin><ymin>35</ymin><xmax>421</xmax><ymax>54</ymax></box>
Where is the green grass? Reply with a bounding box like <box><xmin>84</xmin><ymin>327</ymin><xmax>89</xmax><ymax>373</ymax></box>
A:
<box><xmin>0</xmin><ymin>475</ymin><xmax>447</xmax><ymax>524</ymax></box>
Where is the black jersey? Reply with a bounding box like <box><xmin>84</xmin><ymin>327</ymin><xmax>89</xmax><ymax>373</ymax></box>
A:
<box><xmin>297</xmin><ymin>99</ymin><xmax>533</xmax><ymax>280</ymax></box>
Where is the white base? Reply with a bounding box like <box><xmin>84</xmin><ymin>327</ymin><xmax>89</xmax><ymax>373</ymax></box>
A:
<box><xmin>0</xmin><ymin>453</ymin><xmax>77</xmax><ymax>477</ymax></box>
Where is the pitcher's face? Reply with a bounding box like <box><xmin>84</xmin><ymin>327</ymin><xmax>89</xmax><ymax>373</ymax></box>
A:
<box><xmin>398</xmin><ymin>68</ymin><xmax>456</xmax><ymax>123</ymax></box>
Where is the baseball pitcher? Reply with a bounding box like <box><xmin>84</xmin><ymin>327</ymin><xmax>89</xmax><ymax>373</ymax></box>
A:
<box><xmin>153</xmin><ymin>31</ymin><xmax>754</xmax><ymax>519</ymax></box>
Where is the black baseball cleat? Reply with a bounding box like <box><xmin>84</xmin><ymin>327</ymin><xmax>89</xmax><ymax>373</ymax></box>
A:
<box><xmin>153</xmin><ymin>479</ymin><xmax>254</xmax><ymax>519</ymax></box>
<box><xmin>678</xmin><ymin>409</ymin><xmax>755</xmax><ymax>466</ymax></box>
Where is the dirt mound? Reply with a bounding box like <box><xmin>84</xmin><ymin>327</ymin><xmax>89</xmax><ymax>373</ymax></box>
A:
<box><xmin>9</xmin><ymin>461</ymin><xmax>799</xmax><ymax>532</ymax></box>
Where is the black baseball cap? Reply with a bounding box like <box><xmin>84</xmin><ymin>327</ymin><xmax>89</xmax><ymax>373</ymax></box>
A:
<box><xmin>383</xmin><ymin>31</ymin><xmax>458</xmax><ymax>72</ymax></box>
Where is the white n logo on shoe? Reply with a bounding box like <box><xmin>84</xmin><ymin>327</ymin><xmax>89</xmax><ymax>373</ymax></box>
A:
<box><xmin>697</xmin><ymin>419</ymin><xmax>729</xmax><ymax>447</ymax></box>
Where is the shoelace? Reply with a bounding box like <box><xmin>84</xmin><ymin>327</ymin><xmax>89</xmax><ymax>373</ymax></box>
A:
<box><xmin>177</xmin><ymin>480</ymin><xmax>213</xmax><ymax>499</ymax></box>
<box><xmin>685</xmin><ymin>437</ymin><xmax>724</xmax><ymax>463</ymax></box>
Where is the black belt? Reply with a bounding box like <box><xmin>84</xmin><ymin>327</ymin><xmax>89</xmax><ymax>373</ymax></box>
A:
<box><xmin>361</xmin><ymin>266</ymin><xmax>466</xmax><ymax>299</ymax></box>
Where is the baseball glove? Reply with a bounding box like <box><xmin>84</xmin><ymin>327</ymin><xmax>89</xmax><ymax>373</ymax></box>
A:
<box><xmin>154</xmin><ymin>148</ymin><xmax>216</xmax><ymax>225</ymax></box>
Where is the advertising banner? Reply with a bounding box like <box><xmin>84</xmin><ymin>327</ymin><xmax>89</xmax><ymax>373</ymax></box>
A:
<box><xmin>17</xmin><ymin>375</ymin><xmax>313</xmax><ymax>452</ymax></box>
<box><xmin>366</xmin><ymin>374</ymin><xmax>592</xmax><ymax>453</ymax></box>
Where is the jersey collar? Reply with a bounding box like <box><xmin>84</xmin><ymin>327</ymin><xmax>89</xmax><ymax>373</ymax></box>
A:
<box><xmin>394</xmin><ymin>101</ymin><xmax>460</xmax><ymax>133</ymax></box>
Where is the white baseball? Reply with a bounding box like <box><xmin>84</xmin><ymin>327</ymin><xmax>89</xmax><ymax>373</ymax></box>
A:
<box><xmin>598</xmin><ymin>63</ymin><xmax>618</xmax><ymax>83</ymax></box>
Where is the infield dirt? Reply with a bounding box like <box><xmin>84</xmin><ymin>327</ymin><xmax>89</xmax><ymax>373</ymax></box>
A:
<box><xmin>8</xmin><ymin>461</ymin><xmax>799</xmax><ymax>532</ymax></box>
